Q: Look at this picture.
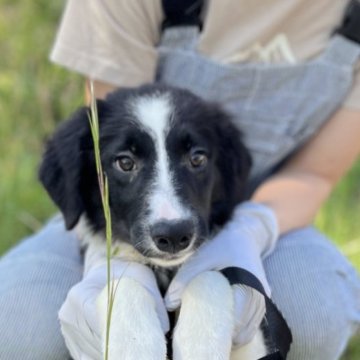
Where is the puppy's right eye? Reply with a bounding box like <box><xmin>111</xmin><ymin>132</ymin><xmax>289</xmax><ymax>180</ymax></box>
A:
<box><xmin>189</xmin><ymin>148</ymin><xmax>208</xmax><ymax>170</ymax></box>
<box><xmin>115</xmin><ymin>156</ymin><xmax>136</xmax><ymax>172</ymax></box>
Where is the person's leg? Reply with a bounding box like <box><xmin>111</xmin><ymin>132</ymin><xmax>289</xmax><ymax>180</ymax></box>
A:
<box><xmin>264</xmin><ymin>227</ymin><xmax>360</xmax><ymax>360</ymax></box>
<box><xmin>0</xmin><ymin>215</ymin><xmax>83</xmax><ymax>360</ymax></box>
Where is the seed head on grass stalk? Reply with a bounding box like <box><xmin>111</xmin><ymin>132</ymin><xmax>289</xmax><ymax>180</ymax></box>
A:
<box><xmin>88</xmin><ymin>81</ymin><xmax>117</xmax><ymax>360</ymax></box>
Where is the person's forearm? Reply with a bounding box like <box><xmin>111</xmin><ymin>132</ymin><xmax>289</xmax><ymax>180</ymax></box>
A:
<box><xmin>252</xmin><ymin>108</ymin><xmax>360</xmax><ymax>235</ymax></box>
<box><xmin>252</xmin><ymin>170</ymin><xmax>332</xmax><ymax>234</ymax></box>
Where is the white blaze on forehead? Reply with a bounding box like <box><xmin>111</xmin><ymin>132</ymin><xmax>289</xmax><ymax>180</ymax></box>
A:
<box><xmin>131</xmin><ymin>94</ymin><xmax>191</xmax><ymax>222</ymax></box>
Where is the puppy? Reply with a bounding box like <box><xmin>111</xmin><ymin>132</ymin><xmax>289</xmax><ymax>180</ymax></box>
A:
<box><xmin>40</xmin><ymin>84</ymin><xmax>269</xmax><ymax>359</ymax></box>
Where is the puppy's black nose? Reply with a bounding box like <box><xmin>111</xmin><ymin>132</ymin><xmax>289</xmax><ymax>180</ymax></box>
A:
<box><xmin>151</xmin><ymin>220</ymin><xmax>194</xmax><ymax>253</ymax></box>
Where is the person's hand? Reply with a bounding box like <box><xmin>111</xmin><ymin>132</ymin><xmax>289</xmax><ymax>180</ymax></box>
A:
<box><xmin>165</xmin><ymin>202</ymin><xmax>278</xmax><ymax>348</ymax></box>
<box><xmin>59</xmin><ymin>260</ymin><xmax>169</xmax><ymax>360</ymax></box>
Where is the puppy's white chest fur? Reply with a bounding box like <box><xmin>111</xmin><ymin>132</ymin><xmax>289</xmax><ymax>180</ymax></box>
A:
<box><xmin>96</xmin><ymin>267</ymin><xmax>267</xmax><ymax>360</ymax></box>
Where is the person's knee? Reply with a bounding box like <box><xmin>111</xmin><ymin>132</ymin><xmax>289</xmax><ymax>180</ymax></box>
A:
<box><xmin>286</xmin><ymin>299</ymin><xmax>353</xmax><ymax>359</ymax></box>
<box><xmin>0</xmin><ymin>335</ymin><xmax>70</xmax><ymax>360</ymax></box>
<box><xmin>0</xmin><ymin>283</ymin><xmax>71</xmax><ymax>360</ymax></box>
<box><xmin>264</xmin><ymin>227</ymin><xmax>360</xmax><ymax>359</ymax></box>
<box><xmin>0</xmin><ymin>256</ymin><xmax>82</xmax><ymax>360</ymax></box>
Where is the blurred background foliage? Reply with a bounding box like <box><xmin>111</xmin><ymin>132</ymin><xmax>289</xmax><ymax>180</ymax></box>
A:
<box><xmin>0</xmin><ymin>0</ymin><xmax>359</xmax><ymax>357</ymax></box>
<box><xmin>0</xmin><ymin>1</ymin><xmax>83</xmax><ymax>251</ymax></box>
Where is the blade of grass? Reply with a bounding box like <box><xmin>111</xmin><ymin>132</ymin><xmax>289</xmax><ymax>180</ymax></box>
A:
<box><xmin>88</xmin><ymin>80</ymin><xmax>115</xmax><ymax>360</ymax></box>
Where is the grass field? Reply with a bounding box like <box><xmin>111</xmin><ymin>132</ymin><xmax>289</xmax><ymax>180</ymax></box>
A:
<box><xmin>0</xmin><ymin>0</ymin><xmax>359</xmax><ymax>358</ymax></box>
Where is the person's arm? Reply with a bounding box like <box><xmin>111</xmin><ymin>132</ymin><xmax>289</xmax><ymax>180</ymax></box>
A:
<box><xmin>252</xmin><ymin>107</ymin><xmax>360</xmax><ymax>234</ymax></box>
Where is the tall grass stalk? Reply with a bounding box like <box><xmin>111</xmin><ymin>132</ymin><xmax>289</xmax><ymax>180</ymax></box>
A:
<box><xmin>88</xmin><ymin>81</ymin><xmax>115</xmax><ymax>360</ymax></box>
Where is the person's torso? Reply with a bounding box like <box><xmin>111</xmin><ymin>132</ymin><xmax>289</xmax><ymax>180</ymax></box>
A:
<box><xmin>165</xmin><ymin>0</ymin><xmax>349</xmax><ymax>64</ymax></box>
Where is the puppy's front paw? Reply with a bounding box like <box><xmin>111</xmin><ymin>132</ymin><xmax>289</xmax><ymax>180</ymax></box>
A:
<box><xmin>173</xmin><ymin>271</ymin><xmax>234</xmax><ymax>360</ymax></box>
<box><xmin>97</xmin><ymin>278</ymin><xmax>167</xmax><ymax>360</ymax></box>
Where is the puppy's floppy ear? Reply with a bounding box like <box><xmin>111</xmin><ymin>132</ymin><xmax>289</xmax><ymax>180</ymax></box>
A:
<box><xmin>211</xmin><ymin>109</ymin><xmax>252</xmax><ymax>226</ymax></box>
<box><xmin>39</xmin><ymin>101</ymin><xmax>107</xmax><ymax>230</ymax></box>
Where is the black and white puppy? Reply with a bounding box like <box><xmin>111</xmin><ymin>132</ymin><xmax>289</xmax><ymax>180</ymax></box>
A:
<box><xmin>40</xmin><ymin>84</ymin><xmax>268</xmax><ymax>359</ymax></box>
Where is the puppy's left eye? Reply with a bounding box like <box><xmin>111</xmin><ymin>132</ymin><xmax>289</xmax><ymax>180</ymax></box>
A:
<box><xmin>189</xmin><ymin>150</ymin><xmax>208</xmax><ymax>169</ymax></box>
<box><xmin>115</xmin><ymin>155</ymin><xmax>136</xmax><ymax>172</ymax></box>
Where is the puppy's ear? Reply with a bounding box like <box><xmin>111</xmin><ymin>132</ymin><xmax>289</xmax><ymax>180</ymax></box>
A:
<box><xmin>211</xmin><ymin>110</ymin><xmax>252</xmax><ymax>226</ymax></box>
<box><xmin>39</xmin><ymin>101</ymin><xmax>106</xmax><ymax>230</ymax></box>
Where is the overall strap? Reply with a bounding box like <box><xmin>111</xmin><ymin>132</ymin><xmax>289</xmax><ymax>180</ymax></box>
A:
<box><xmin>336</xmin><ymin>0</ymin><xmax>360</xmax><ymax>45</ymax></box>
<box><xmin>324</xmin><ymin>0</ymin><xmax>360</xmax><ymax>66</ymax></box>
<box><xmin>221</xmin><ymin>267</ymin><xmax>293</xmax><ymax>360</ymax></box>
<box><xmin>161</xmin><ymin>0</ymin><xmax>204</xmax><ymax>31</ymax></box>
<box><xmin>160</xmin><ymin>0</ymin><xmax>204</xmax><ymax>50</ymax></box>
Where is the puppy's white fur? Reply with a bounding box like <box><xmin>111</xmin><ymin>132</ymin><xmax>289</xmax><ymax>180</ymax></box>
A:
<box><xmin>97</xmin><ymin>278</ymin><xmax>166</xmax><ymax>360</ymax></box>
<box><xmin>79</xmin><ymin>220</ymin><xmax>267</xmax><ymax>359</ymax></box>
<box><xmin>173</xmin><ymin>271</ymin><xmax>234</xmax><ymax>359</ymax></box>
<box><xmin>132</xmin><ymin>95</ymin><xmax>192</xmax><ymax>225</ymax></box>
<box><xmin>231</xmin><ymin>331</ymin><xmax>267</xmax><ymax>360</ymax></box>
<box><xmin>95</xmin><ymin>261</ymin><xmax>266</xmax><ymax>360</ymax></box>
<box><xmin>173</xmin><ymin>271</ymin><xmax>266</xmax><ymax>360</ymax></box>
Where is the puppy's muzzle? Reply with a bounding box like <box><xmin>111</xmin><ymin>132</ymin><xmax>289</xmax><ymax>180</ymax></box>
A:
<box><xmin>150</xmin><ymin>219</ymin><xmax>194</xmax><ymax>254</ymax></box>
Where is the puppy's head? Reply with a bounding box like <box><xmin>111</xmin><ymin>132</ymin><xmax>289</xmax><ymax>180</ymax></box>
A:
<box><xmin>40</xmin><ymin>85</ymin><xmax>251</xmax><ymax>267</ymax></box>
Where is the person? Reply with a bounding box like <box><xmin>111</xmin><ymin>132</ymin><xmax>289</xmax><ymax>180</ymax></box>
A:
<box><xmin>1</xmin><ymin>0</ymin><xmax>360</xmax><ymax>359</ymax></box>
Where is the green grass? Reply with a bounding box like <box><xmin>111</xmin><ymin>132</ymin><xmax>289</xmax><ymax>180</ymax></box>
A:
<box><xmin>0</xmin><ymin>0</ymin><xmax>83</xmax><ymax>251</ymax></box>
<box><xmin>316</xmin><ymin>159</ymin><xmax>360</xmax><ymax>270</ymax></box>
<box><xmin>0</xmin><ymin>0</ymin><xmax>359</xmax><ymax>358</ymax></box>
